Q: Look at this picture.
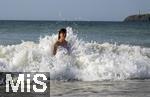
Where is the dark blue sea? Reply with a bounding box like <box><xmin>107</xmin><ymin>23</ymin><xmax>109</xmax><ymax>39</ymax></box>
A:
<box><xmin>0</xmin><ymin>20</ymin><xmax>150</xmax><ymax>97</ymax></box>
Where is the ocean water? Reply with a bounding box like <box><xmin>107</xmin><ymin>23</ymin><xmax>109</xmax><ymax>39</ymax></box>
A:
<box><xmin>0</xmin><ymin>20</ymin><xmax>150</xmax><ymax>97</ymax></box>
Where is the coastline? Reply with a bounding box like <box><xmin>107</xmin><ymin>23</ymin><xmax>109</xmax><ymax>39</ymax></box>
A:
<box><xmin>124</xmin><ymin>14</ymin><xmax>150</xmax><ymax>22</ymax></box>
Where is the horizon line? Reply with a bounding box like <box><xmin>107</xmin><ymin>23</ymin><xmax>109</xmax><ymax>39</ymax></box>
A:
<box><xmin>0</xmin><ymin>19</ymin><xmax>123</xmax><ymax>22</ymax></box>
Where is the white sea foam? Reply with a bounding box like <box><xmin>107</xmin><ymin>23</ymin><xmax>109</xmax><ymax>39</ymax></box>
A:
<box><xmin>0</xmin><ymin>27</ymin><xmax>150</xmax><ymax>81</ymax></box>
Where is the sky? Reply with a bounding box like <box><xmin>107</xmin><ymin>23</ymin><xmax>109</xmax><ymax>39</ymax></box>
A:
<box><xmin>0</xmin><ymin>0</ymin><xmax>149</xmax><ymax>21</ymax></box>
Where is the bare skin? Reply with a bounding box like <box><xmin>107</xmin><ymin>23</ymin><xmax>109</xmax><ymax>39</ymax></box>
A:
<box><xmin>53</xmin><ymin>33</ymin><xmax>68</xmax><ymax>55</ymax></box>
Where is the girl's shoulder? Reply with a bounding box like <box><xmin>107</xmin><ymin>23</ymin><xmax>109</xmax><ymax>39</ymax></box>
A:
<box><xmin>54</xmin><ymin>41</ymin><xmax>60</xmax><ymax>46</ymax></box>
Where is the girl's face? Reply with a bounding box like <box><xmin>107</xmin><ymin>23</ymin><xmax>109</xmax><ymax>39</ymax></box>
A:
<box><xmin>60</xmin><ymin>32</ymin><xmax>66</xmax><ymax>40</ymax></box>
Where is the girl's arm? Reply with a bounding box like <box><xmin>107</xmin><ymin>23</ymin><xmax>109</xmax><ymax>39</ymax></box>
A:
<box><xmin>53</xmin><ymin>42</ymin><xmax>58</xmax><ymax>55</ymax></box>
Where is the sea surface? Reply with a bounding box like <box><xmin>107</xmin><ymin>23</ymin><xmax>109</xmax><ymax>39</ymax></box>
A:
<box><xmin>0</xmin><ymin>20</ymin><xmax>150</xmax><ymax>97</ymax></box>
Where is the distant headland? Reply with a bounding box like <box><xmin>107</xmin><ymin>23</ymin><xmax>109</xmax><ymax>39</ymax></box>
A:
<box><xmin>124</xmin><ymin>13</ymin><xmax>150</xmax><ymax>22</ymax></box>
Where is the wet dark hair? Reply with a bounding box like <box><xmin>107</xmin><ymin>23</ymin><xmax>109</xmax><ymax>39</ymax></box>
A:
<box><xmin>58</xmin><ymin>28</ymin><xmax>67</xmax><ymax>39</ymax></box>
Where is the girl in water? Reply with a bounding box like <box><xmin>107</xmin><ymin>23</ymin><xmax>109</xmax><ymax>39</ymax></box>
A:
<box><xmin>53</xmin><ymin>28</ymin><xmax>70</xmax><ymax>55</ymax></box>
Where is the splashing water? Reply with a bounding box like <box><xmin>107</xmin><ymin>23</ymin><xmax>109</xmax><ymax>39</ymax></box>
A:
<box><xmin>0</xmin><ymin>27</ymin><xmax>150</xmax><ymax>81</ymax></box>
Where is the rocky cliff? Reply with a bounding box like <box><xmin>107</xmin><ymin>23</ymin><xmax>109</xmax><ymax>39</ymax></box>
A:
<box><xmin>124</xmin><ymin>14</ymin><xmax>150</xmax><ymax>22</ymax></box>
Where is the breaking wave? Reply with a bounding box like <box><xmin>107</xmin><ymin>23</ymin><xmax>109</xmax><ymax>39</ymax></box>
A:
<box><xmin>0</xmin><ymin>27</ymin><xmax>150</xmax><ymax>81</ymax></box>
